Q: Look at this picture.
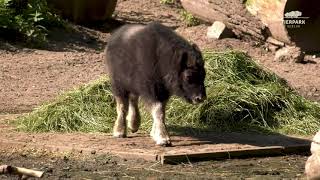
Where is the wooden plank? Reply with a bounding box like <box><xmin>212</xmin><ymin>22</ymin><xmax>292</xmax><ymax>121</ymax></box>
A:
<box><xmin>0</xmin><ymin>132</ymin><xmax>311</xmax><ymax>164</ymax></box>
<box><xmin>159</xmin><ymin>144</ymin><xmax>311</xmax><ymax>164</ymax></box>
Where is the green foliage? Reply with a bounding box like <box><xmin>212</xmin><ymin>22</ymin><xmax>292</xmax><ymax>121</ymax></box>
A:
<box><xmin>15</xmin><ymin>51</ymin><xmax>320</xmax><ymax>136</ymax></box>
<box><xmin>0</xmin><ymin>0</ymin><xmax>65</xmax><ymax>45</ymax></box>
<box><xmin>243</xmin><ymin>0</ymin><xmax>250</xmax><ymax>5</ymax></box>
<box><xmin>180</xmin><ymin>10</ymin><xmax>200</xmax><ymax>27</ymax></box>
<box><xmin>160</xmin><ymin>0</ymin><xmax>175</xmax><ymax>5</ymax></box>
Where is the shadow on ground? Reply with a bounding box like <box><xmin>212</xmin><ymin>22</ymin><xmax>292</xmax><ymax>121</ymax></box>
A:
<box><xmin>168</xmin><ymin>125</ymin><xmax>310</xmax><ymax>148</ymax></box>
<box><xmin>0</xmin><ymin>19</ymin><xmax>125</xmax><ymax>52</ymax></box>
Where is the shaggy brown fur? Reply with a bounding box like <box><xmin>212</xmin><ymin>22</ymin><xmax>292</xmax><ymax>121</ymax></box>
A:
<box><xmin>105</xmin><ymin>22</ymin><xmax>206</xmax><ymax>146</ymax></box>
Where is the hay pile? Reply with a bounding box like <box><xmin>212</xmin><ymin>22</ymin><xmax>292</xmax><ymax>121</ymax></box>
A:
<box><xmin>16</xmin><ymin>51</ymin><xmax>320</xmax><ymax>135</ymax></box>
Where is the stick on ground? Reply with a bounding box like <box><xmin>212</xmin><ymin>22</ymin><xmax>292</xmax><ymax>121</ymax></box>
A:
<box><xmin>0</xmin><ymin>165</ymin><xmax>44</xmax><ymax>178</ymax></box>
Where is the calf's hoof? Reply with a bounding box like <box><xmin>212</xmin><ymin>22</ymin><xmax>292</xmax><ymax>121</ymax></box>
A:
<box><xmin>128</xmin><ymin>118</ymin><xmax>140</xmax><ymax>133</ymax></box>
<box><xmin>155</xmin><ymin>138</ymin><xmax>172</xmax><ymax>147</ymax></box>
<box><xmin>129</xmin><ymin>126</ymin><xmax>139</xmax><ymax>133</ymax></box>
<box><xmin>113</xmin><ymin>132</ymin><xmax>127</xmax><ymax>138</ymax></box>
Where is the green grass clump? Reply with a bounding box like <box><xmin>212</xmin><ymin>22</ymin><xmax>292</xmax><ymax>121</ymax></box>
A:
<box><xmin>17</xmin><ymin>77</ymin><xmax>116</xmax><ymax>132</ymax></box>
<box><xmin>0</xmin><ymin>0</ymin><xmax>65</xmax><ymax>45</ymax></box>
<box><xmin>16</xmin><ymin>51</ymin><xmax>320</xmax><ymax>135</ymax></box>
<box><xmin>180</xmin><ymin>10</ymin><xmax>200</xmax><ymax>27</ymax></box>
<box><xmin>160</xmin><ymin>0</ymin><xmax>175</xmax><ymax>5</ymax></box>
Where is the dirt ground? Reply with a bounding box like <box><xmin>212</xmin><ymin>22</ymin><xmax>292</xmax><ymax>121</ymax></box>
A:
<box><xmin>0</xmin><ymin>113</ymin><xmax>311</xmax><ymax>179</ymax></box>
<box><xmin>0</xmin><ymin>150</ymin><xmax>308</xmax><ymax>179</ymax></box>
<box><xmin>0</xmin><ymin>0</ymin><xmax>319</xmax><ymax>179</ymax></box>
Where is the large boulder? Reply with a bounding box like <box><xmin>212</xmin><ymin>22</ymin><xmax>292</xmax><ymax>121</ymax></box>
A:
<box><xmin>305</xmin><ymin>131</ymin><xmax>320</xmax><ymax>180</ymax></box>
<box><xmin>274</xmin><ymin>46</ymin><xmax>305</xmax><ymax>63</ymax></box>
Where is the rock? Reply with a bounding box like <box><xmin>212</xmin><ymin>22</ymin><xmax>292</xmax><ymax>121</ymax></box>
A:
<box><xmin>311</xmin><ymin>131</ymin><xmax>320</xmax><ymax>154</ymax></box>
<box><xmin>306</xmin><ymin>154</ymin><xmax>320</xmax><ymax>180</ymax></box>
<box><xmin>207</xmin><ymin>21</ymin><xmax>234</xmax><ymax>40</ymax></box>
<box><xmin>266</xmin><ymin>37</ymin><xmax>285</xmax><ymax>52</ymax></box>
<box><xmin>311</xmin><ymin>87</ymin><xmax>318</xmax><ymax>94</ymax></box>
<box><xmin>267</xmin><ymin>37</ymin><xmax>285</xmax><ymax>47</ymax></box>
<box><xmin>274</xmin><ymin>46</ymin><xmax>305</xmax><ymax>63</ymax></box>
<box><xmin>305</xmin><ymin>131</ymin><xmax>320</xmax><ymax>180</ymax></box>
<box><xmin>268</xmin><ymin>44</ymin><xmax>280</xmax><ymax>52</ymax></box>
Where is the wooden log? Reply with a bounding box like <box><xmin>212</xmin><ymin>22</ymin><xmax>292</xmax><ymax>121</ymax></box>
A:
<box><xmin>0</xmin><ymin>165</ymin><xmax>44</xmax><ymax>178</ymax></box>
<box><xmin>180</xmin><ymin>0</ymin><xmax>268</xmax><ymax>43</ymax></box>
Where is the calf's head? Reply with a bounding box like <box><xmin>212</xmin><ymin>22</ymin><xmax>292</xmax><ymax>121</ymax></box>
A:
<box><xmin>176</xmin><ymin>44</ymin><xmax>206</xmax><ymax>104</ymax></box>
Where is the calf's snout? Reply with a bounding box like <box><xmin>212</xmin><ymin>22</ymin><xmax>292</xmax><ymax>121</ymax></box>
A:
<box><xmin>192</xmin><ymin>94</ymin><xmax>206</xmax><ymax>104</ymax></box>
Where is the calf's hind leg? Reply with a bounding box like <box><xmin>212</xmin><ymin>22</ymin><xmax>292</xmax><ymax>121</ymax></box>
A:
<box><xmin>113</xmin><ymin>96</ymin><xmax>129</xmax><ymax>138</ymax></box>
<box><xmin>127</xmin><ymin>94</ymin><xmax>141</xmax><ymax>133</ymax></box>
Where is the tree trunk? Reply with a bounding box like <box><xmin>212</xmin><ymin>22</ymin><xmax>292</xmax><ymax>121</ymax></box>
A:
<box><xmin>180</xmin><ymin>0</ymin><xmax>268</xmax><ymax>43</ymax></box>
<box><xmin>47</xmin><ymin>0</ymin><xmax>118</xmax><ymax>24</ymax></box>
<box><xmin>247</xmin><ymin>0</ymin><xmax>320</xmax><ymax>52</ymax></box>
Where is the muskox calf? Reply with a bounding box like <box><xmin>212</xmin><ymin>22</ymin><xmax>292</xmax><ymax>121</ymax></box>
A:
<box><xmin>105</xmin><ymin>22</ymin><xmax>206</xmax><ymax>146</ymax></box>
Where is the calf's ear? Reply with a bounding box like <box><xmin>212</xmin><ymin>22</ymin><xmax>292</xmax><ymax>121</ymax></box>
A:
<box><xmin>180</xmin><ymin>51</ymin><xmax>188</xmax><ymax>68</ymax></box>
<box><xmin>192</xmin><ymin>43</ymin><xmax>201</xmax><ymax>52</ymax></box>
<box><xmin>180</xmin><ymin>51</ymin><xmax>196</xmax><ymax>68</ymax></box>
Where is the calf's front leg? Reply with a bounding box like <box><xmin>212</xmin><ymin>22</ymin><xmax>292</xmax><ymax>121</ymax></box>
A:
<box><xmin>150</xmin><ymin>102</ymin><xmax>171</xmax><ymax>146</ymax></box>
